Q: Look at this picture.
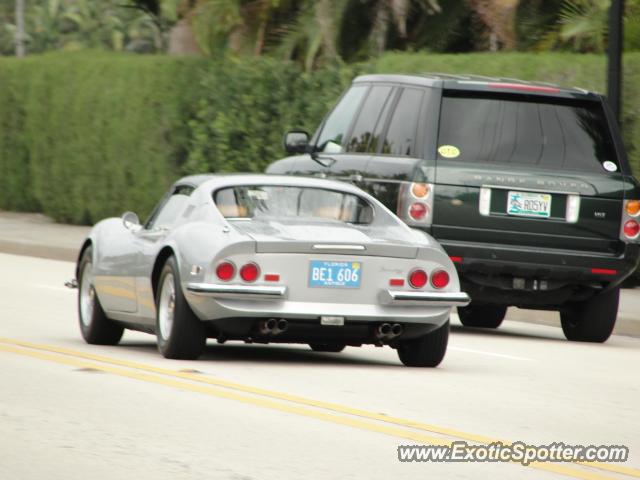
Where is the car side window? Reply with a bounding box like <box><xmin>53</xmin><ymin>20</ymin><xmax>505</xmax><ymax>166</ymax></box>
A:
<box><xmin>345</xmin><ymin>85</ymin><xmax>394</xmax><ymax>153</ymax></box>
<box><xmin>380</xmin><ymin>87</ymin><xmax>424</xmax><ymax>156</ymax></box>
<box><xmin>145</xmin><ymin>186</ymin><xmax>194</xmax><ymax>230</ymax></box>
<box><xmin>315</xmin><ymin>85</ymin><xmax>367</xmax><ymax>153</ymax></box>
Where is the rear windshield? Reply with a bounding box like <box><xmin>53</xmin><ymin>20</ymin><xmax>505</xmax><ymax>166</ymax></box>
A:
<box><xmin>214</xmin><ymin>186</ymin><xmax>374</xmax><ymax>224</ymax></box>
<box><xmin>438</xmin><ymin>93</ymin><xmax>618</xmax><ymax>173</ymax></box>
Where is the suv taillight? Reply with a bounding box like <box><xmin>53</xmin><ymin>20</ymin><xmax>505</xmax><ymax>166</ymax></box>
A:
<box><xmin>621</xmin><ymin>200</ymin><xmax>640</xmax><ymax>242</ymax></box>
<box><xmin>397</xmin><ymin>182</ymin><xmax>434</xmax><ymax>227</ymax></box>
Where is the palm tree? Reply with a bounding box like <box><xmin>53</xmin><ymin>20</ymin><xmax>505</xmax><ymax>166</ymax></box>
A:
<box><xmin>15</xmin><ymin>0</ymin><xmax>25</xmax><ymax>56</ymax></box>
<box><xmin>555</xmin><ymin>0</ymin><xmax>609</xmax><ymax>52</ymax></box>
<box><xmin>467</xmin><ymin>0</ymin><xmax>520</xmax><ymax>51</ymax></box>
<box><xmin>276</xmin><ymin>0</ymin><xmax>442</xmax><ymax>69</ymax></box>
<box><xmin>369</xmin><ymin>0</ymin><xmax>441</xmax><ymax>54</ymax></box>
<box><xmin>131</xmin><ymin>0</ymin><xmax>446</xmax><ymax>62</ymax></box>
<box><xmin>535</xmin><ymin>0</ymin><xmax>640</xmax><ymax>53</ymax></box>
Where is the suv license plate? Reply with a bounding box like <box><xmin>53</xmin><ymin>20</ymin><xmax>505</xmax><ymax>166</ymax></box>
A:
<box><xmin>507</xmin><ymin>191</ymin><xmax>552</xmax><ymax>218</ymax></box>
<box><xmin>309</xmin><ymin>260</ymin><xmax>361</xmax><ymax>288</ymax></box>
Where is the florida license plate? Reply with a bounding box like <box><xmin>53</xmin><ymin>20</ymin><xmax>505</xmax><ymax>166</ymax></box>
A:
<box><xmin>507</xmin><ymin>191</ymin><xmax>552</xmax><ymax>218</ymax></box>
<box><xmin>309</xmin><ymin>260</ymin><xmax>361</xmax><ymax>289</ymax></box>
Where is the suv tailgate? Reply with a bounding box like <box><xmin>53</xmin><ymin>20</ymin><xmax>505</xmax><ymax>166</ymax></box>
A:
<box><xmin>433</xmin><ymin>92</ymin><xmax>624</xmax><ymax>255</ymax></box>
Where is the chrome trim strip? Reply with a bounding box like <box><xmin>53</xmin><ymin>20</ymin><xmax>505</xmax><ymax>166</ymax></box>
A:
<box><xmin>565</xmin><ymin>194</ymin><xmax>581</xmax><ymax>223</ymax></box>
<box><xmin>382</xmin><ymin>290</ymin><xmax>470</xmax><ymax>307</ymax></box>
<box><xmin>479</xmin><ymin>187</ymin><xmax>492</xmax><ymax>216</ymax></box>
<box><xmin>483</xmin><ymin>184</ymin><xmax>579</xmax><ymax>196</ymax></box>
<box><xmin>312</xmin><ymin>244</ymin><xmax>366</xmax><ymax>251</ymax></box>
<box><xmin>186</xmin><ymin>283</ymin><xmax>287</xmax><ymax>299</ymax></box>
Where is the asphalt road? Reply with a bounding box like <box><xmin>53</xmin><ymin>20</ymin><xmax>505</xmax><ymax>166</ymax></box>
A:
<box><xmin>1</xmin><ymin>252</ymin><xmax>639</xmax><ymax>480</ymax></box>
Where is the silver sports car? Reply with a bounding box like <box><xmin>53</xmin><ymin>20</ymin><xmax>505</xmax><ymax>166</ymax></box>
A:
<box><xmin>70</xmin><ymin>174</ymin><xmax>469</xmax><ymax>367</ymax></box>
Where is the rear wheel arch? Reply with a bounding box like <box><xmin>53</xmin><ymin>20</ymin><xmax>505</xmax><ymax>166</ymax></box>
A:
<box><xmin>152</xmin><ymin>247</ymin><xmax>177</xmax><ymax>300</ymax></box>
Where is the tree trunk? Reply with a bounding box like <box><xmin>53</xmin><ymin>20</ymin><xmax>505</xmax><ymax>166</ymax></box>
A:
<box><xmin>15</xmin><ymin>0</ymin><xmax>26</xmax><ymax>57</ymax></box>
<box><xmin>468</xmin><ymin>0</ymin><xmax>520</xmax><ymax>50</ymax></box>
<box><xmin>316</xmin><ymin>0</ymin><xmax>337</xmax><ymax>60</ymax></box>
<box><xmin>168</xmin><ymin>18</ymin><xmax>202</xmax><ymax>55</ymax></box>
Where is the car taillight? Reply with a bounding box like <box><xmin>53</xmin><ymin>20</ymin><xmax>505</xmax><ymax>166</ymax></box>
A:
<box><xmin>240</xmin><ymin>263</ymin><xmax>260</xmax><ymax>282</ymax></box>
<box><xmin>621</xmin><ymin>200</ymin><xmax>640</xmax><ymax>242</ymax></box>
<box><xmin>397</xmin><ymin>182</ymin><xmax>434</xmax><ymax>226</ymax></box>
<box><xmin>624</xmin><ymin>219</ymin><xmax>640</xmax><ymax>239</ymax></box>
<box><xmin>431</xmin><ymin>270</ymin><xmax>450</xmax><ymax>289</ymax></box>
<box><xmin>626</xmin><ymin>200</ymin><xmax>640</xmax><ymax>217</ymax></box>
<box><xmin>408</xmin><ymin>269</ymin><xmax>428</xmax><ymax>289</ymax></box>
<box><xmin>409</xmin><ymin>202</ymin><xmax>428</xmax><ymax>221</ymax></box>
<box><xmin>216</xmin><ymin>261</ymin><xmax>235</xmax><ymax>281</ymax></box>
<box><xmin>411</xmin><ymin>182</ymin><xmax>430</xmax><ymax>199</ymax></box>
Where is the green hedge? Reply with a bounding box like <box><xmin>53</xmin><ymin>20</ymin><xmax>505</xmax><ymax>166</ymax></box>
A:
<box><xmin>0</xmin><ymin>52</ymin><xmax>204</xmax><ymax>223</ymax></box>
<box><xmin>0</xmin><ymin>51</ymin><xmax>638</xmax><ymax>224</ymax></box>
<box><xmin>184</xmin><ymin>58</ymin><xmax>355</xmax><ymax>175</ymax></box>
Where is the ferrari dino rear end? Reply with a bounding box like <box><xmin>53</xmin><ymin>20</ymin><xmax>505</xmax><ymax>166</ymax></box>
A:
<box><xmin>73</xmin><ymin>174</ymin><xmax>468</xmax><ymax>366</ymax></box>
<box><xmin>179</xmin><ymin>179</ymin><xmax>469</xmax><ymax>366</ymax></box>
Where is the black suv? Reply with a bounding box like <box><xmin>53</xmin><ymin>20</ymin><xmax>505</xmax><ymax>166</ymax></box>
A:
<box><xmin>267</xmin><ymin>74</ymin><xmax>640</xmax><ymax>342</ymax></box>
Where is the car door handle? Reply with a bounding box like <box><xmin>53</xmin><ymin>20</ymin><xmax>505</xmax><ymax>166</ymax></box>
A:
<box><xmin>137</xmin><ymin>227</ymin><xmax>168</xmax><ymax>238</ymax></box>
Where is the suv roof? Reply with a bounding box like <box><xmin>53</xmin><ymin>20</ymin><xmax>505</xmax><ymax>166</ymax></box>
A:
<box><xmin>354</xmin><ymin>73</ymin><xmax>599</xmax><ymax>100</ymax></box>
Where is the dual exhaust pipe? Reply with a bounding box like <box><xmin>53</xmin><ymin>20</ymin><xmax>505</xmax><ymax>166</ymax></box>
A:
<box><xmin>259</xmin><ymin>318</ymin><xmax>289</xmax><ymax>336</ymax></box>
<box><xmin>375</xmin><ymin>322</ymin><xmax>404</xmax><ymax>341</ymax></box>
<box><xmin>259</xmin><ymin>319</ymin><xmax>402</xmax><ymax>339</ymax></box>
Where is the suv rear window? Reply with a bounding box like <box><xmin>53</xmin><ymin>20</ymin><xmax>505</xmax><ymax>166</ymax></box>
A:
<box><xmin>438</xmin><ymin>93</ymin><xmax>618</xmax><ymax>173</ymax></box>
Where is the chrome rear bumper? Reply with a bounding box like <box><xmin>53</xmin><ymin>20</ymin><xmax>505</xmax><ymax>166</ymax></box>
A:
<box><xmin>380</xmin><ymin>290</ymin><xmax>470</xmax><ymax>307</ymax></box>
<box><xmin>187</xmin><ymin>282</ymin><xmax>469</xmax><ymax>308</ymax></box>
<box><xmin>186</xmin><ymin>283</ymin><xmax>287</xmax><ymax>300</ymax></box>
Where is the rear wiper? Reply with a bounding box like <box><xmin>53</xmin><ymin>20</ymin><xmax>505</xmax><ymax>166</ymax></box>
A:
<box><xmin>310</xmin><ymin>151</ymin><xmax>337</xmax><ymax>168</ymax></box>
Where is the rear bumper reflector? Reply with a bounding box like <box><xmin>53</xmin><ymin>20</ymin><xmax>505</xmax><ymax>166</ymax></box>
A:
<box><xmin>590</xmin><ymin>268</ymin><xmax>618</xmax><ymax>276</ymax></box>
<box><xmin>381</xmin><ymin>290</ymin><xmax>470</xmax><ymax>307</ymax></box>
<box><xmin>186</xmin><ymin>283</ymin><xmax>287</xmax><ymax>299</ymax></box>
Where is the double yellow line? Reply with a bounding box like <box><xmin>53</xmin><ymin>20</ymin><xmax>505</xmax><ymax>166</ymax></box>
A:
<box><xmin>0</xmin><ymin>337</ymin><xmax>637</xmax><ymax>480</ymax></box>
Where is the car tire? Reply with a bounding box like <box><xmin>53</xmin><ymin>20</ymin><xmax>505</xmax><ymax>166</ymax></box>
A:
<box><xmin>309</xmin><ymin>343</ymin><xmax>346</xmax><ymax>353</ymax></box>
<box><xmin>78</xmin><ymin>246</ymin><xmax>124</xmax><ymax>345</ymax></box>
<box><xmin>156</xmin><ymin>256</ymin><xmax>206</xmax><ymax>359</ymax></box>
<box><xmin>560</xmin><ymin>287</ymin><xmax>619</xmax><ymax>343</ymax></box>
<box><xmin>397</xmin><ymin>320</ymin><xmax>449</xmax><ymax>367</ymax></box>
<box><xmin>457</xmin><ymin>304</ymin><xmax>507</xmax><ymax>329</ymax></box>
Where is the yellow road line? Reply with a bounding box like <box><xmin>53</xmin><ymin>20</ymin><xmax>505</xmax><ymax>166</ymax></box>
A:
<box><xmin>0</xmin><ymin>338</ymin><xmax>497</xmax><ymax>441</ymax></box>
<box><xmin>1</xmin><ymin>338</ymin><xmax>636</xmax><ymax>479</ymax></box>
<box><xmin>0</xmin><ymin>342</ymin><xmax>617</xmax><ymax>480</ymax></box>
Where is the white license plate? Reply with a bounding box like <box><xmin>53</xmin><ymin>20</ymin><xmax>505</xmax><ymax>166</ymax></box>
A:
<box><xmin>309</xmin><ymin>260</ymin><xmax>361</xmax><ymax>288</ymax></box>
<box><xmin>507</xmin><ymin>191</ymin><xmax>552</xmax><ymax>218</ymax></box>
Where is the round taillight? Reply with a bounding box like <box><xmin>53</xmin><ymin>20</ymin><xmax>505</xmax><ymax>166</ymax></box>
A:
<box><xmin>411</xmin><ymin>183</ymin><xmax>430</xmax><ymax>199</ymax></box>
<box><xmin>624</xmin><ymin>219</ymin><xmax>640</xmax><ymax>239</ymax></box>
<box><xmin>408</xmin><ymin>202</ymin><xmax>428</xmax><ymax>221</ymax></box>
<box><xmin>431</xmin><ymin>270</ymin><xmax>450</xmax><ymax>289</ymax></box>
<box><xmin>216</xmin><ymin>261</ymin><xmax>235</xmax><ymax>281</ymax></box>
<box><xmin>408</xmin><ymin>269</ymin><xmax>428</xmax><ymax>289</ymax></box>
<box><xmin>240</xmin><ymin>263</ymin><xmax>260</xmax><ymax>282</ymax></box>
<box><xmin>626</xmin><ymin>200</ymin><xmax>640</xmax><ymax>217</ymax></box>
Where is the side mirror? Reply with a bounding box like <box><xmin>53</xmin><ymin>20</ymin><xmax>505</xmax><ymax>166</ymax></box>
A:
<box><xmin>284</xmin><ymin>130</ymin><xmax>310</xmax><ymax>154</ymax></box>
<box><xmin>122</xmin><ymin>211</ymin><xmax>141</xmax><ymax>232</ymax></box>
